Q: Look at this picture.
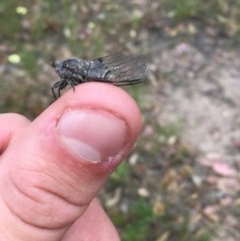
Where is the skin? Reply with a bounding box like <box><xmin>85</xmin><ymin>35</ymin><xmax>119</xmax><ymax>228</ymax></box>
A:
<box><xmin>0</xmin><ymin>83</ymin><xmax>142</xmax><ymax>241</ymax></box>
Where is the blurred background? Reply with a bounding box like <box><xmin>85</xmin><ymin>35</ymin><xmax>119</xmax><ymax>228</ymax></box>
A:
<box><xmin>1</xmin><ymin>0</ymin><xmax>240</xmax><ymax>240</ymax></box>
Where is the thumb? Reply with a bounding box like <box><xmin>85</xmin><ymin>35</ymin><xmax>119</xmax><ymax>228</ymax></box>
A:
<box><xmin>0</xmin><ymin>83</ymin><xmax>141</xmax><ymax>241</ymax></box>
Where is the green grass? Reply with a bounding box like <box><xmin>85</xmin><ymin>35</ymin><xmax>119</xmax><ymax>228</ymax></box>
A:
<box><xmin>111</xmin><ymin>198</ymin><xmax>159</xmax><ymax>241</ymax></box>
<box><xmin>161</xmin><ymin>0</ymin><xmax>240</xmax><ymax>37</ymax></box>
<box><xmin>110</xmin><ymin>162</ymin><xmax>129</xmax><ymax>183</ymax></box>
<box><xmin>108</xmin><ymin>197</ymin><xmax>213</xmax><ymax>241</ymax></box>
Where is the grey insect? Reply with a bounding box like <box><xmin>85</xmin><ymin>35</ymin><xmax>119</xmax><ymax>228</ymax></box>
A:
<box><xmin>50</xmin><ymin>53</ymin><xmax>148</xmax><ymax>99</ymax></box>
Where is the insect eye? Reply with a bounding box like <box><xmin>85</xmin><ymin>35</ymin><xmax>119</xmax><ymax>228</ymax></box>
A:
<box><xmin>50</xmin><ymin>61</ymin><xmax>57</xmax><ymax>67</ymax></box>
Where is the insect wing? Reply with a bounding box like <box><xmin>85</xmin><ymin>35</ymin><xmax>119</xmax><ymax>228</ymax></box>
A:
<box><xmin>92</xmin><ymin>54</ymin><xmax>148</xmax><ymax>85</ymax></box>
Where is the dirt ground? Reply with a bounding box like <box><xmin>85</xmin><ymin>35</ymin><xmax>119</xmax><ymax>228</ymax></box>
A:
<box><xmin>146</xmin><ymin>32</ymin><xmax>240</xmax><ymax>240</ymax></box>
<box><xmin>151</xmin><ymin>41</ymin><xmax>240</xmax><ymax>163</ymax></box>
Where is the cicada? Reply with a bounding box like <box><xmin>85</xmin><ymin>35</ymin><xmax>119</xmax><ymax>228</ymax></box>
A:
<box><xmin>50</xmin><ymin>53</ymin><xmax>148</xmax><ymax>99</ymax></box>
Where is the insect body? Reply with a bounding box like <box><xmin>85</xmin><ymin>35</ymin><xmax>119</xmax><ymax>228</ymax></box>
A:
<box><xmin>50</xmin><ymin>53</ymin><xmax>148</xmax><ymax>99</ymax></box>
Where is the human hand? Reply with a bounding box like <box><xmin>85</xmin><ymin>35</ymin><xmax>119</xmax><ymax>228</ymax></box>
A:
<box><xmin>0</xmin><ymin>83</ymin><xmax>141</xmax><ymax>241</ymax></box>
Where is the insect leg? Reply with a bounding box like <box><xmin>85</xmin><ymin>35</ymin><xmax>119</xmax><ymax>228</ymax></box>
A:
<box><xmin>52</xmin><ymin>80</ymin><xmax>68</xmax><ymax>99</ymax></box>
<box><xmin>52</xmin><ymin>80</ymin><xmax>61</xmax><ymax>99</ymax></box>
<box><xmin>67</xmin><ymin>75</ymin><xmax>83</xmax><ymax>92</ymax></box>
<box><xmin>52</xmin><ymin>87</ymin><xmax>57</xmax><ymax>100</ymax></box>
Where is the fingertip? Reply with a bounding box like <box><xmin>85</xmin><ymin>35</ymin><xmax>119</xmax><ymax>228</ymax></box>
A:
<box><xmin>0</xmin><ymin>113</ymin><xmax>30</xmax><ymax>127</ymax></box>
<box><xmin>47</xmin><ymin>83</ymin><xmax>142</xmax><ymax>145</ymax></box>
<box><xmin>0</xmin><ymin>113</ymin><xmax>30</xmax><ymax>153</ymax></box>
